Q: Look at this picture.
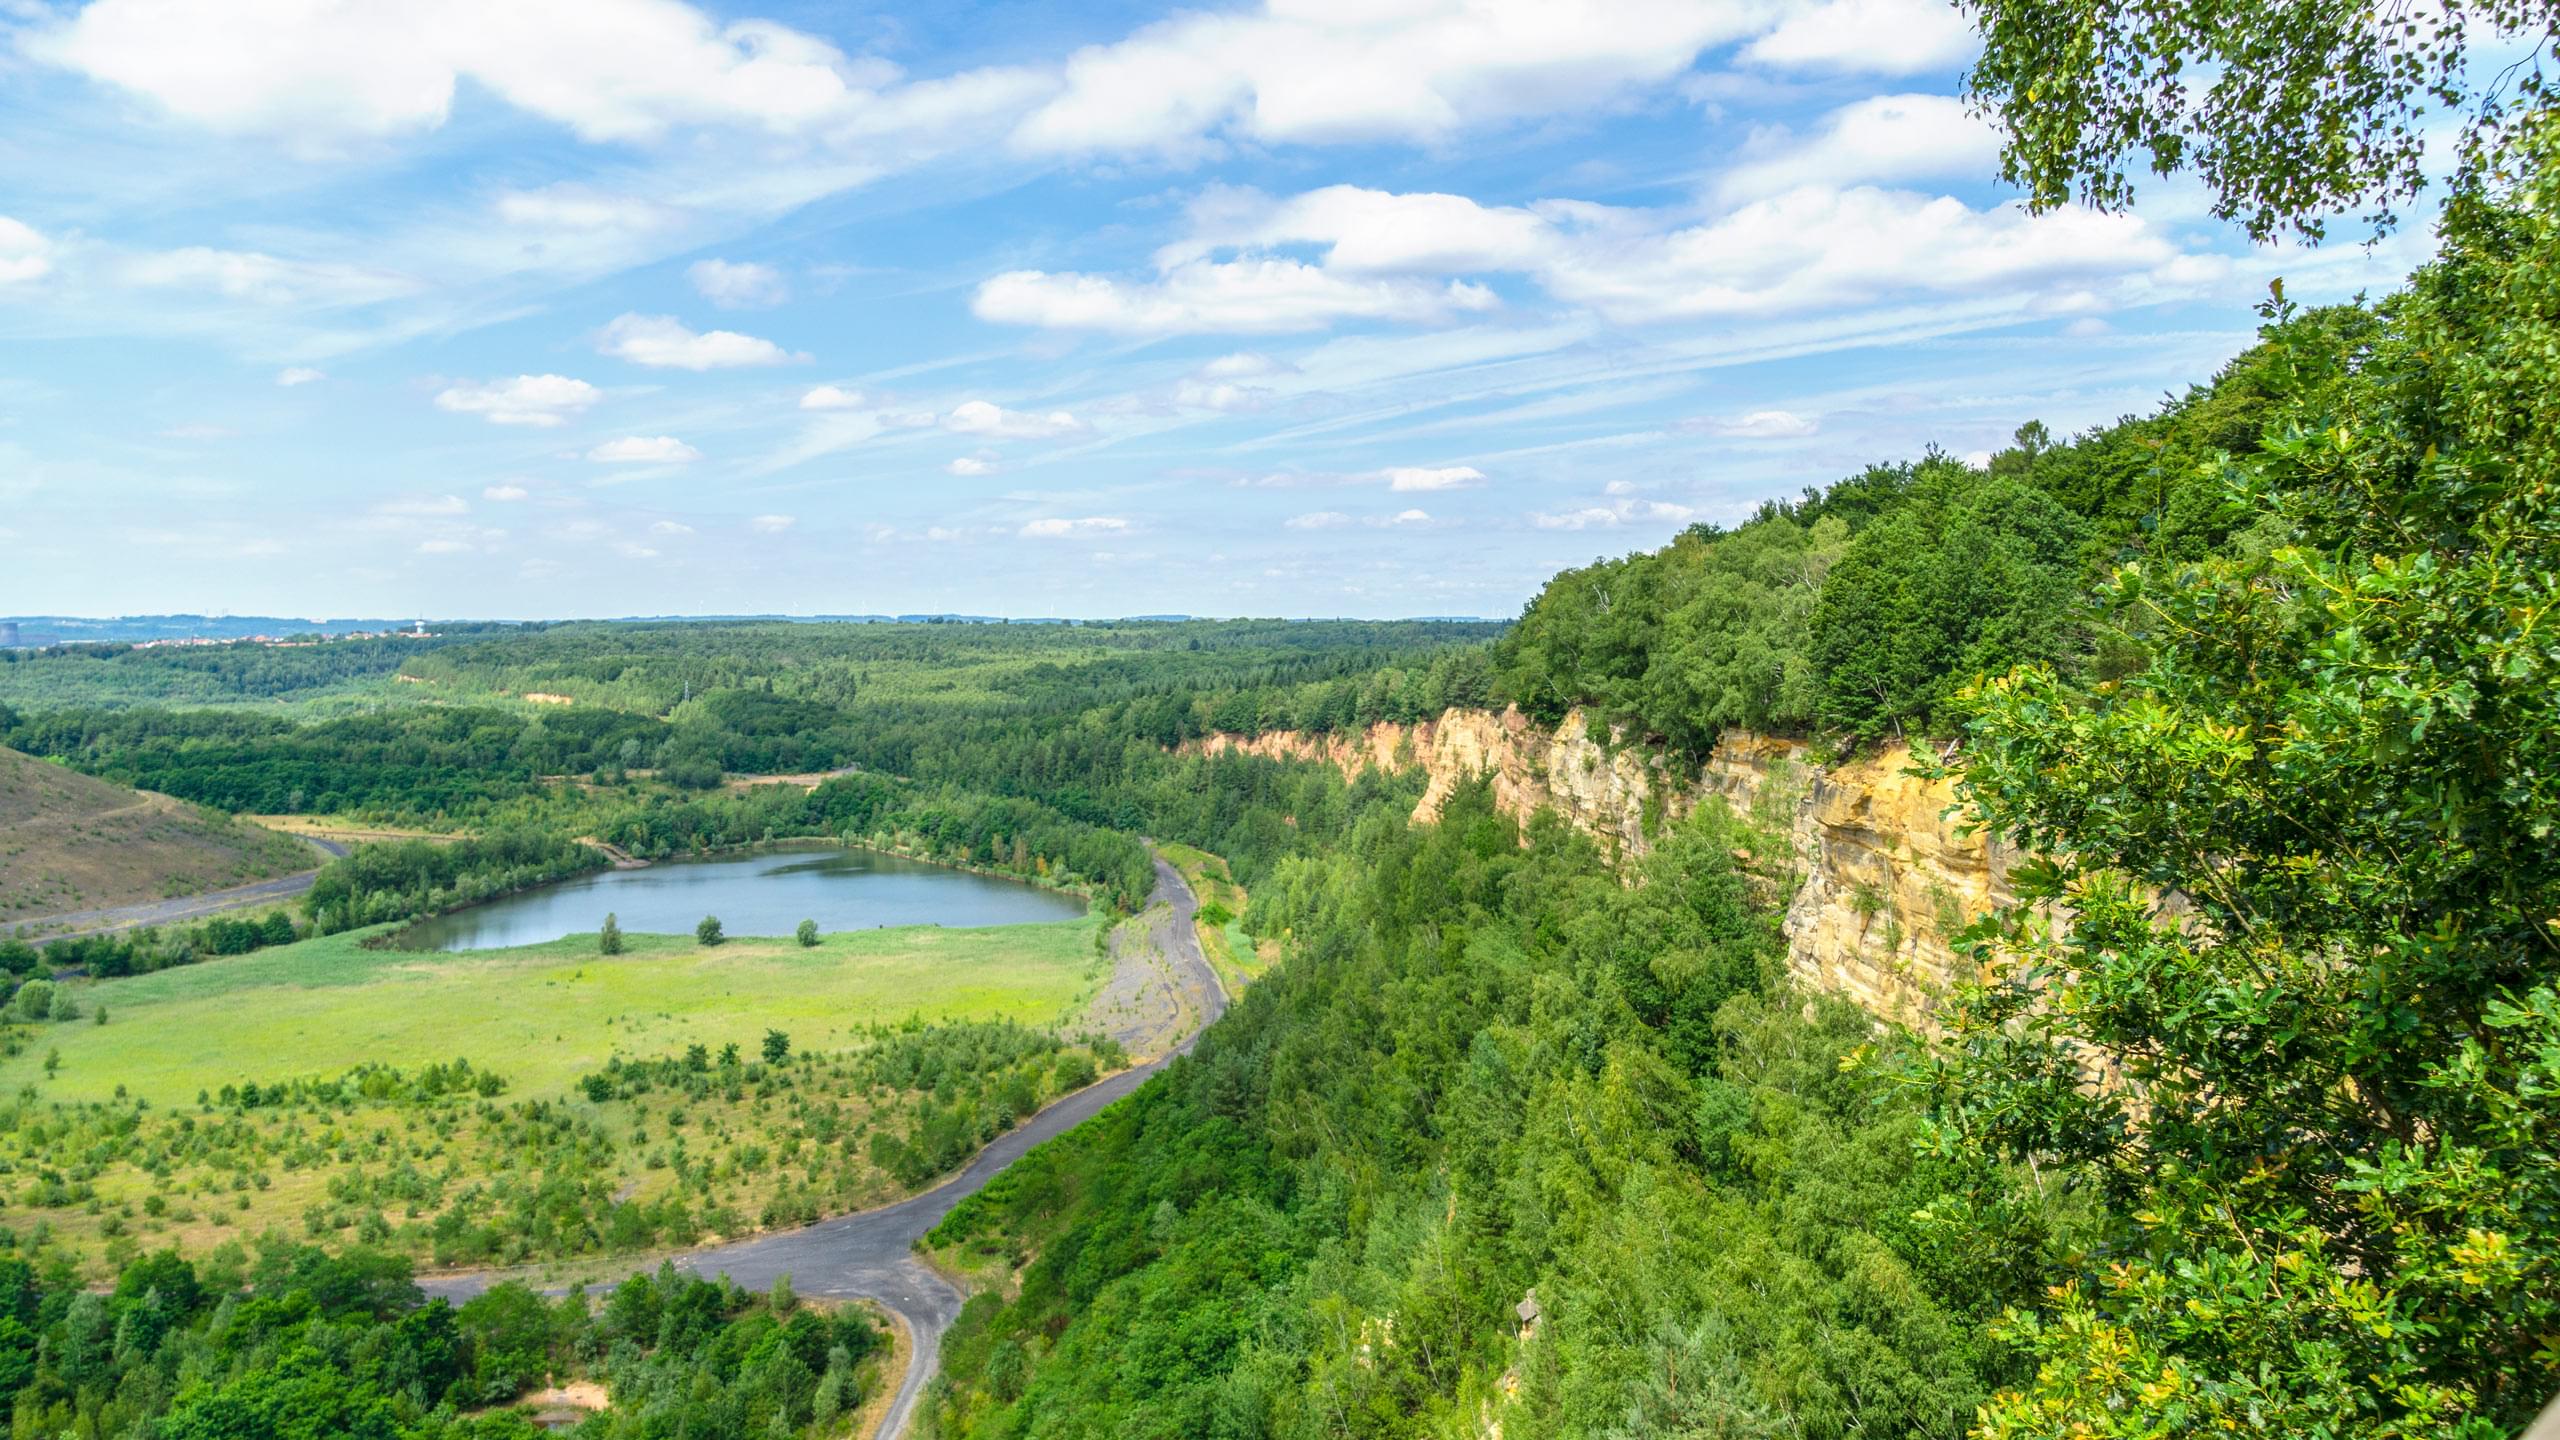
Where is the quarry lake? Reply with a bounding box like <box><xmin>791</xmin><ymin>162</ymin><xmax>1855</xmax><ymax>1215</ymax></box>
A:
<box><xmin>396</xmin><ymin>845</ymin><xmax>1089</xmax><ymax>951</ymax></box>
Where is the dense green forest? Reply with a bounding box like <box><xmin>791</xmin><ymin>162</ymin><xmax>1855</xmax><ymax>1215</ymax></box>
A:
<box><xmin>0</xmin><ymin>1239</ymin><xmax>883</xmax><ymax>1439</ymax></box>
<box><xmin>2</xmin><ymin>5</ymin><xmax>2554</xmax><ymax>1438</ymax></box>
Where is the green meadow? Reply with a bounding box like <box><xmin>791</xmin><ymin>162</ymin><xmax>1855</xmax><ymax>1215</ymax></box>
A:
<box><xmin>13</xmin><ymin>919</ymin><xmax>1107</xmax><ymax>1106</ymax></box>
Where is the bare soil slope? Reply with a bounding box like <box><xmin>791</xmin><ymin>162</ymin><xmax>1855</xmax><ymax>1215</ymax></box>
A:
<box><xmin>0</xmin><ymin>747</ymin><xmax>313</xmax><ymax>933</ymax></box>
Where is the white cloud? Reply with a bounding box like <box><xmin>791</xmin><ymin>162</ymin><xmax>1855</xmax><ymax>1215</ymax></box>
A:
<box><xmin>689</xmin><ymin>258</ymin><xmax>787</xmax><ymax>308</ymax></box>
<box><xmin>650</xmin><ymin>519</ymin><xmax>695</xmax><ymax>534</ymax></box>
<box><xmin>1170</xmin><ymin>377</ymin><xmax>1272</xmax><ymax>412</ymax></box>
<box><xmin>587</xmin><ymin>435</ymin><xmax>701</xmax><ymax>463</ymax></box>
<box><xmin>434</xmin><ymin>374</ymin><xmax>601</xmax><ymax>428</ymax></box>
<box><xmin>117</xmin><ymin>247</ymin><xmax>418</xmax><ymax>306</ymax></box>
<box><xmin>415</xmin><ymin>538</ymin><xmax>476</xmax><ymax>555</ymax></box>
<box><xmin>1013</xmin><ymin>0</ymin><xmax>1768</xmax><ymax>157</ymax></box>
<box><xmin>799</xmin><ymin>384</ymin><xmax>864</xmax><ymax>409</ymax></box>
<box><xmin>483</xmin><ymin>484</ymin><xmax>530</xmax><ymax>501</ymax></box>
<box><xmin>275</xmin><ymin>366</ymin><xmax>326</xmax><ymax>386</ymax></box>
<box><xmin>974</xmin><ymin>261</ymin><xmax>1496</xmax><ymax>336</ymax></box>
<box><xmin>748</xmin><ymin>513</ymin><xmax>796</xmax><ymax>533</ymax></box>
<box><xmin>1199</xmin><ymin>350</ymin><xmax>1290</xmax><ymax>379</ymax></box>
<box><xmin>1285</xmin><ymin>510</ymin><xmax>1350</xmax><ymax>529</ymax></box>
<box><xmin>0</xmin><ymin>218</ymin><xmax>53</xmax><ymax>285</ymax></box>
<box><xmin>496</xmin><ymin>184</ymin><xmax>680</xmax><ymax>233</ymax></box>
<box><xmin>945</xmin><ymin>454</ymin><xmax>1000</xmax><ymax>476</ymax></box>
<box><xmin>31</xmin><ymin>0</ymin><xmax>887</xmax><ymax>145</ymax></box>
<box><xmin>377</xmin><ymin>494</ymin><xmax>469</xmax><ymax>517</ymax></box>
<box><xmin>1532</xmin><ymin>498</ymin><xmax>1697</xmax><ymax>530</ymax></box>
<box><xmin>1382</xmin><ymin>464</ymin><xmax>1485</xmax><ymax>492</ymax></box>
<box><xmin>1719</xmin><ymin>94</ymin><xmax>2001</xmax><ymax>201</ymax></box>
<box><xmin>984</xmin><ymin>177</ymin><xmax>2208</xmax><ymax>336</ymax></box>
<box><xmin>1694</xmin><ymin>409</ymin><xmax>1817</xmax><ymax>438</ymax></box>
<box><xmin>1741</xmin><ymin>0</ymin><xmax>1977</xmax><ymax>75</ymax></box>
<box><xmin>944</xmin><ymin>399</ymin><xmax>1087</xmax><ymax>439</ymax></box>
<box><xmin>1020</xmin><ymin>516</ymin><xmax>1129</xmax><ymax>538</ymax></box>
<box><xmin>598</xmin><ymin>313</ymin><xmax>801</xmax><ymax>369</ymax></box>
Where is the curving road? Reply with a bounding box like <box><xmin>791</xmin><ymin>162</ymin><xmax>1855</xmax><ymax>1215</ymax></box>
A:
<box><xmin>423</xmin><ymin>854</ymin><xmax>1228</xmax><ymax>1440</ymax></box>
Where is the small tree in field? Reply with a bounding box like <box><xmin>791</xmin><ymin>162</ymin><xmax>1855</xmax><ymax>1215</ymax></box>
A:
<box><xmin>762</xmin><ymin>1029</ymin><xmax>790</xmax><ymax>1064</ymax></box>
<box><xmin>599</xmin><ymin>913</ymin><xmax>624</xmax><ymax>955</ymax></box>
<box><xmin>695</xmin><ymin>915</ymin><xmax>723</xmax><ymax>947</ymax></box>
<box><xmin>795</xmin><ymin>919</ymin><xmax>819</xmax><ymax>948</ymax></box>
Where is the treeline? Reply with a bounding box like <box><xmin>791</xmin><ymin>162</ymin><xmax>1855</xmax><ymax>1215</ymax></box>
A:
<box><xmin>924</xmin><ymin>785</ymin><xmax>2060</xmax><ymax>1437</ymax></box>
<box><xmin>306</xmin><ymin>831</ymin><xmax>604</xmax><ymax>935</ymax></box>
<box><xmin>1487</xmin><ymin>333</ymin><xmax>2301</xmax><ymax>749</ymax></box>
<box><xmin>0</xmin><ymin>1239</ymin><xmax>879</xmax><ymax>1438</ymax></box>
<box><xmin>2</xmin><ymin>909</ymin><xmax>299</xmax><ymax>981</ymax></box>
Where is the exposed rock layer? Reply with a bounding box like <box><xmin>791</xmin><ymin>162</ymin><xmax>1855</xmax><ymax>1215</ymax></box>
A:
<box><xmin>1195</xmin><ymin>708</ymin><xmax>2022</xmax><ymax>1024</ymax></box>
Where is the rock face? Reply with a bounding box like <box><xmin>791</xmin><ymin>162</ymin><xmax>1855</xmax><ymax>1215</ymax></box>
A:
<box><xmin>1195</xmin><ymin>709</ymin><xmax>2023</xmax><ymax>1025</ymax></box>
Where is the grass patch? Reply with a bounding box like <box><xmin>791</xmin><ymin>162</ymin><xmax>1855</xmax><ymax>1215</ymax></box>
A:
<box><xmin>8</xmin><ymin>920</ymin><xmax>1105</xmax><ymax>1107</ymax></box>
<box><xmin>1155</xmin><ymin>842</ymin><xmax>1267</xmax><ymax>994</ymax></box>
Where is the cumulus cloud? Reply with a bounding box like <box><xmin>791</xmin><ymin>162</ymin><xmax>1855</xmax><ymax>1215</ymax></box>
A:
<box><xmin>598</xmin><ymin>313</ymin><xmax>801</xmax><ymax>369</ymax></box>
<box><xmin>587</xmin><ymin>435</ymin><xmax>701</xmax><ymax>463</ymax></box>
<box><xmin>945</xmin><ymin>454</ymin><xmax>1000</xmax><ymax>476</ymax></box>
<box><xmin>650</xmin><ymin>519</ymin><xmax>695</xmax><ymax>534</ymax></box>
<box><xmin>275</xmin><ymin>366</ymin><xmax>326</xmax><ymax>386</ymax></box>
<box><xmin>1385</xmin><ymin>508</ymin><xmax>1433</xmax><ymax>525</ymax></box>
<box><xmin>434</xmin><ymin>374</ymin><xmax>601</xmax><ymax>427</ymax></box>
<box><xmin>1285</xmin><ymin>510</ymin><xmax>1350</xmax><ymax>530</ymax></box>
<box><xmin>29</xmin><ymin>0</ymin><xmax>890</xmax><ymax>145</ymax></box>
<box><xmin>748</xmin><ymin>513</ymin><xmax>796</xmax><ymax>533</ymax></box>
<box><xmin>1020</xmin><ymin>516</ymin><xmax>1128</xmax><ymax>538</ymax></box>
<box><xmin>689</xmin><ymin>257</ymin><xmax>787</xmax><ymax>308</ymax></box>
<box><xmin>1691</xmin><ymin>409</ymin><xmax>1818</xmax><ymax>438</ymax></box>
<box><xmin>944</xmin><ymin>399</ymin><xmax>1086</xmax><ymax>439</ymax></box>
<box><xmin>1012</xmin><ymin>0</ymin><xmax>1768</xmax><ymax>157</ymax></box>
<box><xmin>799</xmin><ymin>384</ymin><xmax>864</xmax><ymax>409</ymax></box>
<box><xmin>979</xmin><ymin>177</ymin><xmax>2214</xmax><ymax>335</ymax></box>
<box><xmin>1718</xmin><ymin>94</ymin><xmax>2001</xmax><ymax>201</ymax></box>
<box><xmin>1382</xmin><ymin>465</ymin><xmax>1484</xmax><ymax>492</ymax></box>
<box><xmin>1532</xmin><ymin>498</ymin><xmax>1697</xmax><ymax>530</ymax></box>
<box><xmin>482</xmin><ymin>484</ymin><xmax>530</xmax><ymax>501</ymax></box>
<box><xmin>1199</xmin><ymin>351</ymin><xmax>1290</xmax><ymax>379</ymax></box>
<box><xmin>0</xmin><ymin>218</ymin><xmax>52</xmax><ymax>284</ymax></box>
<box><xmin>1741</xmin><ymin>0</ymin><xmax>1977</xmax><ymax>74</ymax></box>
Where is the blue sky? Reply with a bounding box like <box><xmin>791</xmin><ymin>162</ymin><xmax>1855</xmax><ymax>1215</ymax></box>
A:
<box><xmin>0</xmin><ymin>0</ymin><xmax>2434</xmax><ymax>621</ymax></box>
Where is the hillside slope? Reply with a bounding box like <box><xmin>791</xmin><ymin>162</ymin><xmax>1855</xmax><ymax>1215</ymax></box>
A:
<box><xmin>0</xmin><ymin>746</ymin><xmax>313</xmax><ymax>933</ymax></box>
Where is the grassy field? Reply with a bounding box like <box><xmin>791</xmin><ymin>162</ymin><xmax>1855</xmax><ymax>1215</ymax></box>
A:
<box><xmin>11</xmin><ymin>919</ymin><xmax>1107</xmax><ymax>1107</ymax></box>
<box><xmin>1157</xmin><ymin>842</ymin><xmax>1269</xmax><ymax>994</ymax></box>
<box><xmin>0</xmin><ymin>747</ymin><xmax>314</xmax><ymax>932</ymax></box>
<box><xmin>0</xmin><ymin>916</ymin><xmax>1118</xmax><ymax>1279</ymax></box>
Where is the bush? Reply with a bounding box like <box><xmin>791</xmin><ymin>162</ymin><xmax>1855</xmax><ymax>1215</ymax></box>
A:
<box><xmin>795</xmin><ymin>918</ymin><xmax>819</xmax><ymax>947</ymax></box>
<box><xmin>695</xmin><ymin>915</ymin><xmax>723</xmax><ymax>947</ymax></box>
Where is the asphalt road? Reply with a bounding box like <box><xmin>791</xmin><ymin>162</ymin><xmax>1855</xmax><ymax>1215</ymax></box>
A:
<box><xmin>24</xmin><ymin>833</ymin><xmax>348</xmax><ymax>946</ymax></box>
<box><xmin>422</xmin><ymin>853</ymin><xmax>1230</xmax><ymax>1440</ymax></box>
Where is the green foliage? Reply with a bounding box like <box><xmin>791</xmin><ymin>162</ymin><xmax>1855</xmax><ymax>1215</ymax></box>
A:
<box><xmin>306</xmin><ymin>831</ymin><xmax>603</xmax><ymax>936</ymax></box>
<box><xmin>0</xmin><ymin>1240</ymin><xmax>877</xmax><ymax>1438</ymax></box>
<box><xmin>794</xmin><ymin>917</ymin><xmax>818</xmax><ymax>947</ymax></box>
<box><xmin>599</xmin><ymin>911</ymin><xmax>623</xmax><ymax>955</ymax></box>
<box><xmin>762</xmin><ymin>1028</ymin><xmax>789</xmax><ymax>1064</ymax></box>
<box><xmin>1959</xmin><ymin>0</ymin><xmax>2559</xmax><ymax>241</ymax></box>
<box><xmin>695</xmin><ymin>915</ymin><xmax>724</xmax><ymax>947</ymax></box>
<box><xmin>924</xmin><ymin>790</ymin><xmax>2062</xmax><ymax>1439</ymax></box>
<box><xmin>1808</xmin><ymin>475</ymin><xmax>2087</xmax><ymax>741</ymax></box>
<box><xmin>1916</xmin><ymin>144</ymin><xmax>2560</xmax><ymax>1434</ymax></box>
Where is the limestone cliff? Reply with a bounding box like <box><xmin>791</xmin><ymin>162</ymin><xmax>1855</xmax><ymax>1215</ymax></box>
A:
<box><xmin>1195</xmin><ymin>709</ymin><xmax>2023</xmax><ymax>1026</ymax></box>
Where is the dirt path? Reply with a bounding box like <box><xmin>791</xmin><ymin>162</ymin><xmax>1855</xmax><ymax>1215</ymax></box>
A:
<box><xmin>22</xmin><ymin>832</ymin><xmax>347</xmax><ymax>945</ymax></box>
<box><xmin>420</xmin><ymin>852</ymin><xmax>1230</xmax><ymax>1440</ymax></box>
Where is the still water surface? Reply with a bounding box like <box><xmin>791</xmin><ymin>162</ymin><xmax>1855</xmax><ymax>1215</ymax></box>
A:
<box><xmin>397</xmin><ymin>845</ymin><xmax>1087</xmax><ymax>952</ymax></box>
